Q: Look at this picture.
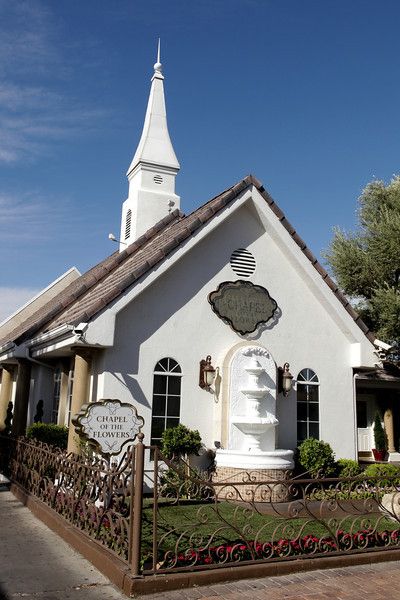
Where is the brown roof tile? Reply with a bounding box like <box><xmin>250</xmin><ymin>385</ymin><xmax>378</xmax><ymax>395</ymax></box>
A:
<box><xmin>0</xmin><ymin>175</ymin><xmax>375</xmax><ymax>348</ymax></box>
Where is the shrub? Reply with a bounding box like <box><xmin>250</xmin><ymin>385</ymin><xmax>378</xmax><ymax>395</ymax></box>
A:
<box><xmin>364</xmin><ymin>462</ymin><xmax>400</xmax><ymax>488</ymax></box>
<box><xmin>161</xmin><ymin>424</ymin><xmax>202</xmax><ymax>459</ymax></box>
<box><xmin>159</xmin><ymin>466</ymin><xmax>213</xmax><ymax>501</ymax></box>
<box><xmin>298</xmin><ymin>438</ymin><xmax>336</xmax><ymax>478</ymax></box>
<box><xmin>26</xmin><ymin>423</ymin><xmax>68</xmax><ymax>449</ymax></box>
<box><xmin>337</xmin><ymin>458</ymin><xmax>362</xmax><ymax>478</ymax></box>
<box><xmin>373</xmin><ymin>412</ymin><xmax>387</xmax><ymax>451</ymax></box>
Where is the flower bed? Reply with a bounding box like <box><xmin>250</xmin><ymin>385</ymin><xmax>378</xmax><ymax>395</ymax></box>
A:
<box><xmin>168</xmin><ymin>529</ymin><xmax>400</xmax><ymax>568</ymax></box>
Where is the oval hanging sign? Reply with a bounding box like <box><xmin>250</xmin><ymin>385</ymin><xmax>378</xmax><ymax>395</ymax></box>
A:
<box><xmin>72</xmin><ymin>399</ymin><xmax>144</xmax><ymax>456</ymax></box>
<box><xmin>208</xmin><ymin>280</ymin><xmax>278</xmax><ymax>335</ymax></box>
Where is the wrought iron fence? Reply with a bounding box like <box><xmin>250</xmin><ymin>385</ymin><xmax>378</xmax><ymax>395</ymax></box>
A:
<box><xmin>0</xmin><ymin>436</ymin><xmax>134</xmax><ymax>564</ymax></box>
<box><xmin>2</xmin><ymin>436</ymin><xmax>400</xmax><ymax>578</ymax></box>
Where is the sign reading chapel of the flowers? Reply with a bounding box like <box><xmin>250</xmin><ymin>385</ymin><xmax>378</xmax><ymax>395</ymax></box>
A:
<box><xmin>208</xmin><ymin>280</ymin><xmax>278</xmax><ymax>335</ymax></box>
<box><xmin>72</xmin><ymin>399</ymin><xmax>144</xmax><ymax>456</ymax></box>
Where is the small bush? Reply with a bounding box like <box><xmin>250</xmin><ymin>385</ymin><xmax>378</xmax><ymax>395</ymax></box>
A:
<box><xmin>26</xmin><ymin>423</ymin><xmax>68</xmax><ymax>449</ymax></box>
<box><xmin>337</xmin><ymin>458</ymin><xmax>362</xmax><ymax>478</ymax></box>
<box><xmin>161</xmin><ymin>424</ymin><xmax>202</xmax><ymax>459</ymax></box>
<box><xmin>364</xmin><ymin>462</ymin><xmax>400</xmax><ymax>488</ymax></box>
<box><xmin>298</xmin><ymin>438</ymin><xmax>336</xmax><ymax>478</ymax></box>
<box><xmin>373</xmin><ymin>412</ymin><xmax>387</xmax><ymax>451</ymax></box>
<box><xmin>159</xmin><ymin>466</ymin><xmax>213</xmax><ymax>501</ymax></box>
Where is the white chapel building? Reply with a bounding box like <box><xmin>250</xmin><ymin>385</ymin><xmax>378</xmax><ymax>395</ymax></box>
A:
<box><xmin>1</xmin><ymin>50</ymin><xmax>399</xmax><ymax>468</ymax></box>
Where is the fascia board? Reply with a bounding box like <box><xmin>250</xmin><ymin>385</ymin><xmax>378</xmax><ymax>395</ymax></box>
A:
<box><xmin>30</xmin><ymin>334</ymin><xmax>80</xmax><ymax>358</ymax></box>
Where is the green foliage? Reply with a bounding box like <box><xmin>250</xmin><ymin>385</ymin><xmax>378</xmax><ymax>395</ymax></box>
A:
<box><xmin>26</xmin><ymin>423</ymin><xmax>68</xmax><ymax>449</ymax></box>
<box><xmin>364</xmin><ymin>463</ymin><xmax>400</xmax><ymax>488</ymax></box>
<box><xmin>161</xmin><ymin>424</ymin><xmax>202</xmax><ymax>459</ymax></box>
<box><xmin>373</xmin><ymin>412</ymin><xmax>387</xmax><ymax>451</ymax></box>
<box><xmin>159</xmin><ymin>466</ymin><xmax>213</xmax><ymax>501</ymax></box>
<box><xmin>325</xmin><ymin>176</ymin><xmax>400</xmax><ymax>349</ymax></box>
<box><xmin>298</xmin><ymin>438</ymin><xmax>336</xmax><ymax>478</ymax></box>
<box><xmin>337</xmin><ymin>458</ymin><xmax>362</xmax><ymax>478</ymax></box>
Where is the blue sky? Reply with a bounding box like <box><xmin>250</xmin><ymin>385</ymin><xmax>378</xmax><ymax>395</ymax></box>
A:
<box><xmin>1</xmin><ymin>0</ymin><xmax>400</xmax><ymax>321</ymax></box>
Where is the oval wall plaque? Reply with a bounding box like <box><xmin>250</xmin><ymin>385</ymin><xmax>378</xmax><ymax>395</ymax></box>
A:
<box><xmin>72</xmin><ymin>399</ymin><xmax>144</xmax><ymax>456</ymax></box>
<box><xmin>208</xmin><ymin>280</ymin><xmax>278</xmax><ymax>335</ymax></box>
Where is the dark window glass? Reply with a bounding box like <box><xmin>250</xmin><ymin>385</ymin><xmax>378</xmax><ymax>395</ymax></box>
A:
<box><xmin>297</xmin><ymin>422</ymin><xmax>307</xmax><ymax>444</ymax></box>
<box><xmin>152</xmin><ymin>395</ymin><xmax>166</xmax><ymax>416</ymax></box>
<box><xmin>151</xmin><ymin>417</ymin><xmax>165</xmax><ymax>439</ymax></box>
<box><xmin>167</xmin><ymin>396</ymin><xmax>180</xmax><ymax>417</ymax></box>
<box><xmin>153</xmin><ymin>374</ymin><xmax>167</xmax><ymax>395</ymax></box>
<box><xmin>297</xmin><ymin>402</ymin><xmax>307</xmax><ymax>421</ymax></box>
<box><xmin>166</xmin><ymin>417</ymin><xmax>179</xmax><ymax>430</ymax></box>
<box><xmin>309</xmin><ymin>422</ymin><xmax>319</xmax><ymax>439</ymax></box>
<box><xmin>297</xmin><ymin>386</ymin><xmax>307</xmax><ymax>402</ymax></box>
<box><xmin>308</xmin><ymin>385</ymin><xmax>319</xmax><ymax>403</ymax></box>
<box><xmin>309</xmin><ymin>402</ymin><xmax>319</xmax><ymax>422</ymax></box>
<box><xmin>168</xmin><ymin>376</ymin><xmax>181</xmax><ymax>396</ymax></box>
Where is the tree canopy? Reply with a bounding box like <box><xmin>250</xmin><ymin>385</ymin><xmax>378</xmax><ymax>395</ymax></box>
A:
<box><xmin>325</xmin><ymin>176</ymin><xmax>400</xmax><ymax>349</ymax></box>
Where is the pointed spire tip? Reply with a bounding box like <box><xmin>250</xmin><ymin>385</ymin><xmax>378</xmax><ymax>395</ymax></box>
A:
<box><xmin>154</xmin><ymin>38</ymin><xmax>162</xmax><ymax>74</ymax></box>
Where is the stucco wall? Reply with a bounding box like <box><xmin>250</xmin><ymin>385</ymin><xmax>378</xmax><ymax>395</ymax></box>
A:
<box><xmin>94</xmin><ymin>200</ymin><xmax>375</xmax><ymax>461</ymax></box>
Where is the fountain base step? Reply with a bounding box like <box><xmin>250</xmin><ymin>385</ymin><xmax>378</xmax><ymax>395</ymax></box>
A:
<box><xmin>212</xmin><ymin>463</ymin><xmax>293</xmax><ymax>503</ymax></box>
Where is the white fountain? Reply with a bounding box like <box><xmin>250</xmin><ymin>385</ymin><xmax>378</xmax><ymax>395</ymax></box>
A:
<box><xmin>215</xmin><ymin>347</ymin><xmax>294</xmax><ymax>475</ymax></box>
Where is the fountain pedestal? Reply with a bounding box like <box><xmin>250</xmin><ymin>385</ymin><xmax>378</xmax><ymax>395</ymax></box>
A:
<box><xmin>213</xmin><ymin>350</ymin><xmax>294</xmax><ymax>501</ymax></box>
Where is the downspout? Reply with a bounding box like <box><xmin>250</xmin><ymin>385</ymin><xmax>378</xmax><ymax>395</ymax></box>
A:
<box><xmin>352</xmin><ymin>371</ymin><xmax>358</xmax><ymax>460</ymax></box>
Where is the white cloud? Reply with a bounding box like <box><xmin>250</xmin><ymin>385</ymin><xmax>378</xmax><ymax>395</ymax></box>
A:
<box><xmin>0</xmin><ymin>192</ymin><xmax>80</xmax><ymax>242</ymax></box>
<box><xmin>0</xmin><ymin>2</ymin><xmax>107</xmax><ymax>164</ymax></box>
<box><xmin>0</xmin><ymin>286</ymin><xmax>40</xmax><ymax>324</ymax></box>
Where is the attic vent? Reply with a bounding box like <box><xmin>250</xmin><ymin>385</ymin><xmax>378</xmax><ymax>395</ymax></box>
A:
<box><xmin>154</xmin><ymin>175</ymin><xmax>163</xmax><ymax>184</ymax></box>
<box><xmin>230</xmin><ymin>248</ymin><xmax>256</xmax><ymax>278</ymax></box>
<box><xmin>125</xmin><ymin>209</ymin><xmax>132</xmax><ymax>240</ymax></box>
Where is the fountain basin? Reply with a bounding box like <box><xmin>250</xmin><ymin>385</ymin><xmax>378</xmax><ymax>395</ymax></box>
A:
<box><xmin>215</xmin><ymin>448</ymin><xmax>294</xmax><ymax>470</ymax></box>
<box><xmin>232</xmin><ymin>416</ymin><xmax>278</xmax><ymax>435</ymax></box>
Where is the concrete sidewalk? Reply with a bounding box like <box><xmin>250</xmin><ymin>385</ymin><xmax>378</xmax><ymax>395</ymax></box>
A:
<box><xmin>1</xmin><ymin>484</ymin><xmax>400</xmax><ymax>599</ymax></box>
<box><xmin>0</xmin><ymin>486</ymin><xmax>125</xmax><ymax>600</ymax></box>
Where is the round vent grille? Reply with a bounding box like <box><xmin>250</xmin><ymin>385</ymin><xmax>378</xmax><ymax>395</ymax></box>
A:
<box><xmin>153</xmin><ymin>175</ymin><xmax>163</xmax><ymax>184</ymax></box>
<box><xmin>230</xmin><ymin>248</ymin><xmax>256</xmax><ymax>277</ymax></box>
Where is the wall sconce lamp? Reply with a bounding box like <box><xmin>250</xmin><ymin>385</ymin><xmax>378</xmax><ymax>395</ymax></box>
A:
<box><xmin>199</xmin><ymin>355</ymin><xmax>217</xmax><ymax>389</ymax></box>
<box><xmin>278</xmin><ymin>362</ymin><xmax>294</xmax><ymax>396</ymax></box>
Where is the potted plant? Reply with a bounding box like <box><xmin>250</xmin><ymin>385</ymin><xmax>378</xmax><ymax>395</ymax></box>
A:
<box><xmin>372</xmin><ymin>412</ymin><xmax>387</xmax><ymax>462</ymax></box>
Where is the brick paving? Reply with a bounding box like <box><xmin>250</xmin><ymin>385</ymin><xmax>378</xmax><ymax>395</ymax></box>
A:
<box><xmin>138</xmin><ymin>561</ymin><xmax>400</xmax><ymax>599</ymax></box>
<box><xmin>1</xmin><ymin>484</ymin><xmax>400</xmax><ymax>599</ymax></box>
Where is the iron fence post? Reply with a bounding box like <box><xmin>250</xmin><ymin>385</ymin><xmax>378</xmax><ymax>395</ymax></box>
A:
<box><xmin>131</xmin><ymin>433</ymin><xmax>144</xmax><ymax>577</ymax></box>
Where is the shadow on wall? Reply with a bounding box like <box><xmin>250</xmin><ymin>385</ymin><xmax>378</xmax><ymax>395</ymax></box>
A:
<box><xmin>106</xmin><ymin>204</ymin><xmax>270</xmax><ymax>407</ymax></box>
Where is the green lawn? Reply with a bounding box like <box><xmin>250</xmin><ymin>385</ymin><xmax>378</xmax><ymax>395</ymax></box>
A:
<box><xmin>141</xmin><ymin>497</ymin><xmax>400</xmax><ymax>560</ymax></box>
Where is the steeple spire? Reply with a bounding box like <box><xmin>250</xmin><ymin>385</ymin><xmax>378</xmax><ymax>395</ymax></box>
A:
<box><xmin>120</xmin><ymin>43</ymin><xmax>180</xmax><ymax>249</ymax></box>
<box><xmin>126</xmin><ymin>40</ymin><xmax>180</xmax><ymax>177</ymax></box>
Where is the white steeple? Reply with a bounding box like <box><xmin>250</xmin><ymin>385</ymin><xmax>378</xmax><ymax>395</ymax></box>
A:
<box><xmin>120</xmin><ymin>41</ymin><xmax>180</xmax><ymax>250</ymax></box>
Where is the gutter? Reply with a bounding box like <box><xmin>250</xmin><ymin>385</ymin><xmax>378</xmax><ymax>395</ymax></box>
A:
<box><xmin>26</xmin><ymin>323</ymin><xmax>75</xmax><ymax>348</ymax></box>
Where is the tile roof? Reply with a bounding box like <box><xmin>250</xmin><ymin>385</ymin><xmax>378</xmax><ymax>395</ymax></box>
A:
<box><xmin>0</xmin><ymin>175</ymin><xmax>375</xmax><ymax>348</ymax></box>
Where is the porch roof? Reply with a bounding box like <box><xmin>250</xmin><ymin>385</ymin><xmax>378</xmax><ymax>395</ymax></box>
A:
<box><xmin>354</xmin><ymin>364</ymin><xmax>400</xmax><ymax>387</ymax></box>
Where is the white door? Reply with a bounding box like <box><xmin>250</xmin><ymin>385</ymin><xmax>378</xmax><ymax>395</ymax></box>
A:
<box><xmin>356</xmin><ymin>398</ymin><xmax>373</xmax><ymax>452</ymax></box>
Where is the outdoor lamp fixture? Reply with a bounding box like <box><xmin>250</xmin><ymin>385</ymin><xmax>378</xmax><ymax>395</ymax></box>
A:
<box><xmin>278</xmin><ymin>362</ymin><xmax>294</xmax><ymax>396</ymax></box>
<box><xmin>199</xmin><ymin>355</ymin><xmax>216</xmax><ymax>389</ymax></box>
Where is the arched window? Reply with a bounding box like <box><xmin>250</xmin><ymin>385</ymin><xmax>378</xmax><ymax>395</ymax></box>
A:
<box><xmin>125</xmin><ymin>209</ymin><xmax>132</xmax><ymax>240</ymax></box>
<box><xmin>151</xmin><ymin>358</ymin><xmax>182</xmax><ymax>449</ymax></box>
<box><xmin>297</xmin><ymin>368</ymin><xmax>319</xmax><ymax>445</ymax></box>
